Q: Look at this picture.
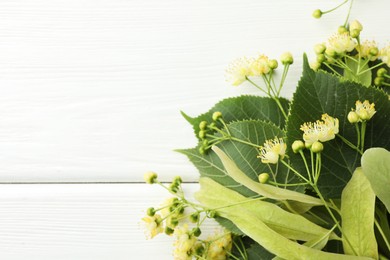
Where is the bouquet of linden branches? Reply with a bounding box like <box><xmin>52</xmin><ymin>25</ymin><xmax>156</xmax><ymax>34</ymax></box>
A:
<box><xmin>142</xmin><ymin>1</ymin><xmax>390</xmax><ymax>259</ymax></box>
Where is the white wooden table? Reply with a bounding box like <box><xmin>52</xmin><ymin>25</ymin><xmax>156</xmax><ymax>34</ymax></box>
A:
<box><xmin>0</xmin><ymin>0</ymin><xmax>388</xmax><ymax>259</ymax></box>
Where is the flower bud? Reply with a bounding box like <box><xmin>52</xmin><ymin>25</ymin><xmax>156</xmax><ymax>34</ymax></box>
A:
<box><xmin>369</xmin><ymin>47</ymin><xmax>379</xmax><ymax>57</ymax></box>
<box><xmin>350</xmin><ymin>29</ymin><xmax>360</xmax><ymax>39</ymax></box>
<box><xmin>165</xmin><ymin>226</ymin><xmax>174</xmax><ymax>235</ymax></box>
<box><xmin>192</xmin><ymin>227</ymin><xmax>202</xmax><ymax>237</ymax></box>
<box><xmin>147</xmin><ymin>207</ymin><xmax>156</xmax><ymax>216</ymax></box>
<box><xmin>258</xmin><ymin>173</ymin><xmax>269</xmax><ymax>184</ymax></box>
<box><xmin>358</xmin><ymin>109</ymin><xmax>370</xmax><ymax>121</ymax></box>
<box><xmin>199</xmin><ymin>121</ymin><xmax>207</xmax><ymax>130</ymax></box>
<box><xmin>292</xmin><ymin>140</ymin><xmax>305</xmax><ymax>153</ymax></box>
<box><xmin>377</xmin><ymin>68</ymin><xmax>387</xmax><ymax>77</ymax></box>
<box><xmin>268</xmin><ymin>59</ymin><xmax>278</xmax><ymax>70</ymax></box>
<box><xmin>314</xmin><ymin>44</ymin><xmax>326</xmax><ymax>54</ymax></box>
<box><xmin>349</xmin><ymin>20</ymin><xmax>363</xmax><ymax>33</ymax></box>
<box><xmin>311</xmin><ymin>141</ymin><xmax>324</xmax><ymax>153</ymax></box>
<box><xmin>317</xmin><ymin>54</ymin><xmax>326</xmax><ymax>63</ymax></box>
<box><xmin>338</xmin><ymin>26</ymin><xmax>348</xmax><ymax>34</ymax></box>
<box><xmin>198</xmin><ymin>130</ymin><xmax>206</xmax><ymax>139</ymax></box>
<box><xmin>312</xmin><ymin>9</ymin><xmax>322</xmax><ymax>19</ymax></box>
<box><xmin>325</xmin><ymin>48</ymin><xmax>337</xmax><ymax>58</ymax></box>
<box><xmin>198</xmin><ymin>146</ymin><xmax>206</xmax><ymax>155</ymax></box>
<box><xmin>374</xmin><ymin>76</ymin><xmax>384</xmax><ymax>86</ymax></box>
<box><xmin>144</xmin><ymin>171</ymin><xmax>158</xmax><ymax>184</ymax></box>
<box><xmin>280</xmin><ymin>52</ymin><xmax>294</xmax><ymax>65</ymax></box>
<box><xmin>347</xmin><ymin>111</ymin><xmax>359</xmax><ymax>123</ymax></box>
<box><xmin>190</xmin><ymin>212</ymin><xmax>199</xmax><ymax>223</ymax></box>
<box><xmin>310</xmin><ymin>61</ymin><xmax>321</xmax><ymax>71</ymax></box>
<box><xmin>194</xmin><ymin>244</ymin><xmax>205</xmax><ymax>256</ymax></box>
<box><xmin>212</xmin><ymin>111</ymin><xmax>222</xmax><ymax>121</ymax></box>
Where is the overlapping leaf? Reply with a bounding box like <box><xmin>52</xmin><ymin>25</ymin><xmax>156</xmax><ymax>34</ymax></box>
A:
<box><xmin>286</xmin><ymin>56</ymin><xmax>390</xmax><ymax>198</ymax></box>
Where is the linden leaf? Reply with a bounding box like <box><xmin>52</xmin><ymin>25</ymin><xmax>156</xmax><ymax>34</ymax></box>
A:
<box><xmin>361</xmin><ymin>148</ymin><xmax>390</xmax><ymax>213</ymax></box>
<box><xmin>341</xmin><ymin>168</ymin><xmax>378</xmax><ymax>259</ymax></box>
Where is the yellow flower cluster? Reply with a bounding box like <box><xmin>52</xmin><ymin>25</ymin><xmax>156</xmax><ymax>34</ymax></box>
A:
<box><xmin>354</xmin><ymin>100</ymin><xmax>376</xmax><ymax>121</ymax></box>
<box><xmin>258</xmin><ymin>137</ymin><xmax>287</xmax><ymax>164</ymax></box>
<box><xmin>141</xmin><ymin>214</ymin><xmax>164</xmax><ymax>239</ymax></box>
<box><xmin>380</xmin><ymin>45</ymin><xmax>390</xmax><ymax>67</ymax></box>
<box><xmin>205</xmin><ymin>231</ymin><xmax>232</xmax><ymax>260</ymax></box>
<box><xmin>300</xmin><ymin>114</ymin><xmax>339</xmax><ymax>146</ymax></box>
<box><xmin>173</xmin><ymin>225</ymin><xmax>197</xmax><ymax>260</ymax></box>
<box><xmin>326</xmin><ymin>32</ymin><xmax>357</xmax><ymax>56</ymax></box>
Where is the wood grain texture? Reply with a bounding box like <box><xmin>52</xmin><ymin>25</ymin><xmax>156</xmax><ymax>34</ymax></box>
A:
<box><xmin>0</xmin><ymin>183</ymin><xmax>217</xmax><ymax>259</ymax></box>
<box><xmin>0</xmin><ymin>0</ymin><xmax>388</xmax><ymax>182</ymax></box>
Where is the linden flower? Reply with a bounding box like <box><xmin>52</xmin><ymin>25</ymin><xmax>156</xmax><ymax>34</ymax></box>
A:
<box><xmin>225</xmin><ymin>57</ymin><xmax>253</xmax><ymax>86</ymax></box>
<box><xmin>356</xmin><ymin>40</ymin><xmax>379</xmax><ymax>61</ymax></box>
<box><xmin>300</xmin><ymin>114</ymin><xmax>339</xmax><ymax>146</ymax></box>
<box><xmin>380</xmin><ymin>45</ymin><xmax>390</xmax><ymax>67</ymax></box>
<box><xmin>141</xmin><ymin>214</ymin><xmax>164</xmax><ymax>239</ymax></box>
<box><xmin>354</xmin><ymin>100</ymin><xmax>376</xmax><ymax>121</ymax></box>
<box><xmin>205</xmin><ymin>231</ymin><xmax>232</xmax><ymax>260</ymax></box>
<box><xmin>250</xmin><ymin>55</ymin><xmax>271</xmax><ymax>76</ymax></box>
<box><xmin>258</xmin><ymin>137</ymin><xmax>287</xmax><ymax>164</ymax></box>
<box><xmin>173</xmin><ymin>225</ymin><xmax>197</xmax><ymax>260</ymax></box>
<box><xmin>326</xmin><ymin>33</ymin><xmax>357</xmax><ymax>55</ymax></box>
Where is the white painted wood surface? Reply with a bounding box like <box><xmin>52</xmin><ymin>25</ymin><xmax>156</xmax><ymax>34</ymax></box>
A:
<box><xmin>0</xmin><ymin>0</ymin><xmax>389</xmax><ymax>259</ymax></box>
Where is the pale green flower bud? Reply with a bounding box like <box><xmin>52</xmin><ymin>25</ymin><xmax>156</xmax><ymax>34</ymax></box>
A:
<box><xmin>199</xmin><ymin>146</ymin><xmax>206</xmax><ymax>155</ymax></box>
<box><xmin>374</xmin><ymin>77</ymin><xmax>384</xmax><ymax>86</ymax></box>
<box><xmin>212</xmin><ymin>111</ymin><xmax>222</xmax><ymax>121</ymax></box>
<box><xmin>312</xmin><ymin>9</ymin><xmax>322</xmax><ymax>19</ymax></box>
<box><xmin>190</xmin><ymin>212</ymin><xmax>199</xmax><ymax>223</ymax></box>
<box><xmin>377</xmin><ymin>68</ymin><xmax>387</xmax><ymax>77</ymax></box>
<box><xmin>338</xmin><ymin>26</ymin><xmax>348</xmax><ymax>34</ymax></box>
<box><xmin>317</xmin><ymin>54</ymin><xmax>326</xmax><ymax>63</ymax></box>
<box><xmin>268</xmin><ymin>59</ymin><xmax>278</xmax><ymax>70</ymax></box>
<box><xmin>350</xmin><ymin>29</ymin><xmax>360</xmax><ymax>39</ymax></box>
<box><xmin>192</xmin><ymin>227</ymin><xmax>202</xmax><ymax>237</ymax></box>
<box><xmin>358</xmin><ymin>109</ymin><xmax>370</xmax><ymax>121</ymax></box>
<box><xmin>144</xmin><ymin>171</ymin><xmax>158</xmax><ymax>184</ymax></box>
<box><xmin>173</xmin><ymin>176</ymin><xmax>182</xmax><ymax>185</ymax></box>
<box><xmin>292</xmin><ymin>140</ymin><xmax>305</xmax><ymax>153</ymax></box>
<box><xmin>280</xmin><ymin>52</ymin><xmax>294</xmax><ymax>65</ymax></box>
<box><xmin>325</xmin><ymin>48</ymin><xmax>337</xmax><ymax>58</ymax></box>
<box><xmin>198</xmin><ymin>130</ymin><xmax>206</xmax><ymax>139</ymax></box>
<box><xmin>165</xmin><ymin>226</ymin><xmax>174</xmax><ymax>235</ymax></box>
<box><xmin>310</xmin><ymin>61</ymin><xmax>321</xmax><ymax>71</ymax></box>
<box><xmin>314</xmin><ymin>44</ymin><xmax>326</xmax><ymax>54</ymax></box>
<box><xmin>369</xmin><ymin>47</ymin><xmax>379</xmax><ymax>57</ymax></box>
<box><xmin>258</xmin><ymin>173</ymin><xmax>269</xmax><ymax>184</ymax></box>
<box><xmin>347</xmin><ymin>111</ymin><xmax>359</xmax><ymax>124</ymax></box>
<box><xmin>199</xmin><ymin>121</ymin><xmax>207</xmax><ymax>130</ymax></box>
<box><xmin>349</xmin><ymin>20</ymin><xmax>363</xmax><ymax>33</ymax></box>
<box><xmin>147</xmin><ymin>207</ymin><xmax>156</xmax><ymax>216</ymax></box>
<box><xmin>311</xmin><ymin>141</ymin><xmax>324</xmax><ymax>153</ymax></box>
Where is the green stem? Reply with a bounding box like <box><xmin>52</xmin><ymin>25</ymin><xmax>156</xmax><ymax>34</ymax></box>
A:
<box><xmin>355</xmin><ymin>123</ymin><xmax>361</xmax><ymax>149</ymax></box>
<box><xmin>246</xmin><ymin>77</ymin><xmax>269</xmax><ymax>96</ymax></box>
<box><xmin>277</xmin><ymin>64</ymin><xmax>290</xmax><ymax>96</ymax></box>
<box><xmin>360</xmin><ymin>121</ymin><xmax>366</xmax><ymax>153</ymax></box>
<box><xmin>343</xmin><ymin>0</ymin><xmax>354</xmax><ymax>27</ymax></box>
<box><xmin>273</xmin><ymin>97</ymin><xmax>288</xmax><ymax>119</ymax></box>
<box><xmin>358</xmin><ymin>62</ymin><xmax>386</xmax><ymax>75</ymax></box>
<box><xmin>229</xmin><ymin>136</ymin><xmax>262</xmax><ymax>149</ymax></box>
<box><xmin>323</xmin><ymin>62</ymin><xmax>342</xmax><ymax>77</ymax></box>
<box><xmin>375</xmin><ymin>218</ymin><xmax>390</xmax><ymax>253</ymax></box>
<box><xmin>280</xmin><ymin>159</ymin><xmax>310</xmax><ymax>183</ymax></box>
<box><xmin>337</xmin><ymin>134</ymin><xmax>363</xmax><ymax>155</ymax></box>
<box><xmin>299</xmin><ymin>150</ymin><xmax>313</xmax><ymax>183</ymax></box>
<box><xmin>322</xmin><ymin>0</ymin><xmax>350</xmax><ymax>15</ymax></box>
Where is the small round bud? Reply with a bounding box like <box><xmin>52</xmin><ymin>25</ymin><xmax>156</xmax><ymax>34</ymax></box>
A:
<box><xmin>325</xmin><ymin>48</ymin><xmax>337</xmax><ymax>58</ymax></box>
<box><xmin>198</xmin><ymin>146</ymin><xmax>206</xmax><ymax>155</ymax></box>
<box><xmin>194</xmin><ymin>244</ymin><xmax>205</xmax><ymax>256</ymax></box>
<box><xmin>147</xmin><ymin>207</ymin><xmax>156</xmax><ymax>216</ymax></box>
<box><xmin>173</xmin><ymin>176</ymin><xmax>182</xmax><ymax>185</ymax></box>
<box><xmin>312</xmin><ymin>9</ymin><xmax>322</xmax><ymax>19</ymax></box>
<box><xmin>212</xmin><ymin>111</ymin><xmax>222</xmax><ymax>121</ymax></box>
<box><xmin>349</xmin><ymin>20</ymin><xmax>363</xmax><ymax>33</ymax></box>
<box><xmin>169</xmin><ymin>183</ymin><xmax>179</xmax><ymax>193</ymax></box>
<box><xmin>338</xmin><ymin>26</ymin><xmax>348</xmax><ymax>34</ymax></box>
<box><xmin>192</xmin><ymin>227</ymin><xmax>202</xmax><ymax>237</ymax></box>
<box><xmin>280</xmin><ymin>52</ymin><xmax>294</xmax><ymax>65</ymax></box>
<box><xmin>377</xmin><ymin>68</ymin><xmax>387</xmax><ymax>77</ymax></box>
<box><xmin>202</xmin><ymin>139</ymin><xmax>209</xmax><ymax>147</ymax></box>
<box><xmin>258</xmin><ymin>173</ymin><xmax>269</xmax><ymax>184</ymax></box>
<box><xmin>198</xmin><ymin>130</ymin><xmax>206</xmax><ymax>139</ymax></box>
<box><xmin>190</xmin><ymin>212</ymin><xmax>200</xmax><ymax>223</ymax></box>
<box><xmin>314</xmin><ymin>44</ymin><xmax>326</xmax><ymax>54</ymax></box>
<box><xmin>268</xmin><ymin>59</ymin><xmax>278</xmax><ymax>70</ymax></box>
<box><xmin>316</xmin><ymin>54</ymin><xmax>326</xmax><ymax>63</ymax></box>
<box><xmin>165</xmin><ymin>226</ymin><xmax>174</xmax><ymax>235</ymax></box>
<box><xmin>305</xmin><ymin>142</ymin><xmax>312</xmax><ymax>149</ymax></box>
<box><xmin>209</xmin><ymin>122</ymin><xmax>216</xmax><ymax>129</ymax></box>
<box><xmin>374</xmin><ymin>76</ymin><xmax>384</xmax><ymax>86</ymax></box>
<box><xmin>167</xmin><ymin>217</ymin><xmax>179</xmax><ymax>227</ymax></box>
<box><xmin>199</xmin><ymin>121</ymin><xmax>207</xmax><ymax>130</ymax></box>
<box><xmin>292</xmin><ymin>140</ymin><xmax>305</xmax><ymax>153</ymax></box>
<box><xmin>311</xmin><ymin>141</ymin><xmax>324</xmax><ymax>153</ymax></box>
<box><xmin>310</xmin><ymin>61</ymin><xmax>321</xmax><ymax>71</ymax></box>
<box><xmin>350</xmin><ymin>29</ymin><xmax>360</xmax><ymax>39</ymax></box>
<box><xmin>358</xmin><ymin>109</ymin><xmax>370</xmax><ymax>121</ymax></box>
<box><xmin>208</xmin><ymin>210</ymin><xmax>218</xmax><ymax>218</ymax></box>
<box><xmin>369</xmin><ymin>47</ymin><xmax>379</xmax><ymax>57</ymax></box>
<box><xmin>144</xmin><ymin>171</ymin><xmax>158</xmax><ymax>184</ymax></box>
<box><xmin>347</xmin><ymin>111</ymin><xmax>359</xmax><ymax>124</ymax></box>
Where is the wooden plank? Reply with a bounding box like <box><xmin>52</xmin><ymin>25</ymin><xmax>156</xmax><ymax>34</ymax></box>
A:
<box><xmin>0</xmin><ymin>183</ymin><xmax>218</xmax><ymax>259</ymax></box>
<box><xmin>0</xmin><ymin>0</ymin><xmax>389</xmax><ymax>182</ymax></box>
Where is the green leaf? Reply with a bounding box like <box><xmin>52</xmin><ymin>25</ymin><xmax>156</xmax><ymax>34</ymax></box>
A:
<box><xmin>178</xmin><ymin>120</ymin><xmax>297</xmax><ymax>197</ymax></box>
<box><xmin>211</xmin><ymin>146</ymin><xmax>323</xmax><ymax>206</ymax></box>
<box><xmin>286</xmin><ymin>56</ymin><xmax>390</xmax><ymax>198</ymax></box>
<box><xmin>181</xmin><ymin>95</ymin><xmax>289</xmax><ymax>140</ymax></box>
<box><xmin>361</xmin><ymin>148</ymin><xmax>390</xmax><ymax>213</ymax></box>
<box><xmin>196</xmin><ymin>178</ymin><xmax>374</xmax><ymax>260</ymax></box>
<box><xmin>341</xmin><ymin>168</ymin><xmax>378</xmax><ymax>259</ymax></box>
<box><xmin>247</xmin><ymin>243</ymin><xmax>275</xmax><ymax>260</ymax></box>
<box><xmin>344</xmin><ymin>58</ymin><xmax>372</xmax><ymax>87</ymax></box>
